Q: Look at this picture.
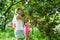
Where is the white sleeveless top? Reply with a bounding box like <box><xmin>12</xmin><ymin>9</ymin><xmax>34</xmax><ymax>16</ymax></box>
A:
<box><xmin>12</xmin><ymin>14</ymin><xmax>24</xmax><ymax>30</ymax></box>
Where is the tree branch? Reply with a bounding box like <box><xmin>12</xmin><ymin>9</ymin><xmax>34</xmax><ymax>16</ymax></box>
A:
<box><xmin>3</xmin><ymin>3</ymin><xmax>13</xmax><ymax>16</ymax></box>
<box><xmin>3</xmin><ymin>0</ymin><xmax>21</xmax><ymax>16</ymax></box>
<box><xmin>13</xmin><ymin>0</ymin><xmax>21</xmax><ymax>5</ymax></box>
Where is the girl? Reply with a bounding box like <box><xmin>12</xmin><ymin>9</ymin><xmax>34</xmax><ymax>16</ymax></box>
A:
<box><xmin>24</xmin><ymin>12</ymin><xmax>30</xmax><ymax>40</ymax></box>
<box><xmin>12</xmin><ymin>8</ymin><xmax>24</xmax><ymax>40</ymax></box>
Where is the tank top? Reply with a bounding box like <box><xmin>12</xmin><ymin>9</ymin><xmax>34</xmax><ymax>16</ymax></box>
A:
<box><xmin>12</xmin><ymin>14</ymin><xmax>24</xmax><ymax>30</ymax></box>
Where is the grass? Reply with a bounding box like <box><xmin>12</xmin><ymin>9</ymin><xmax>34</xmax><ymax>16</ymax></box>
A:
<box><xmin>0</xmin><ymin>26</ymin><xmax>51</xmax><ymax>40</ymax></box>
<box><xmin>0</xmin><ymin>27</ymin><xmax>15</xmax><ymax>40</ymax></box>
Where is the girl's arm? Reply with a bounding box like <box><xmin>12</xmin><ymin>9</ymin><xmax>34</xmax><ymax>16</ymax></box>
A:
<box><xmin>24</xmin><ymin>15</ymin><xmax>28</xmax><ymax>23</ymax></box>
<box><xmin>16</xmin><ymin>15</ymin><xmax>23</xmax><ymax>20</ymax></box>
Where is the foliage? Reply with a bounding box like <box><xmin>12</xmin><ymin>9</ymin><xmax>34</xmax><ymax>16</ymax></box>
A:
<box><xmin>0</xmin><ymin>0</ymin><xmax>60</xmax><ymax>40</ymax></box>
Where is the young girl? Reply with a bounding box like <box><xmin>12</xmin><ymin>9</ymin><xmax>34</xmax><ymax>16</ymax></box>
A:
<box><xmin>24</xmin><ymin>12</ymin><xmax>30</xmax><ymax>40</ymax></box>
<box><xmin>12</xmin><ymin>8</ymin><xmax>24</xmax><ymax>40</ymax></box>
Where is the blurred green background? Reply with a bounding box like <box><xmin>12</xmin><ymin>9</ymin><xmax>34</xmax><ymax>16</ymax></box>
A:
<box><xmin>0</xmin><ymin>0</ymin><xmax>60</xmax><ymax>40</ymax></box>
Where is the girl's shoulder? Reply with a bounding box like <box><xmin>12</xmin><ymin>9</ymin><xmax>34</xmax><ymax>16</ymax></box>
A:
<box><xmin>14</xmin><ymin>13</ymin><xmax>17</xmax><ymax>15</ymax></box>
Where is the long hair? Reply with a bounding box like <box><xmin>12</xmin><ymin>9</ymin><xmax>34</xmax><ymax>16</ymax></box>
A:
<box><xmin>14</xmin><ymin>7</ymin><xmax>23</xmax><ymax>14</ymax></box>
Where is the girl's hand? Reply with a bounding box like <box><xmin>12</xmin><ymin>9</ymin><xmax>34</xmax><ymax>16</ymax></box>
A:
<box><xmin>27</xmin><ymin>11</ymin><xmax>30</xmax><ymax>15</ymax></box>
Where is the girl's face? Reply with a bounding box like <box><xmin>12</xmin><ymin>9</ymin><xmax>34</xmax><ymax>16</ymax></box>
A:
<box><xmin>17</xmin><ymin>9</ymin><xmax>23</xmax><ymax>15</ymax></box>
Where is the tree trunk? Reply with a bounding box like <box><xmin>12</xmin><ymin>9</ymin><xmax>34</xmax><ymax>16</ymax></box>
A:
<box><xmin>2</xmin><ymin>4</ymin><xmax>13</xmax><ymax>31</ymax></box>
<box><xmin>2</xmin><ymin>18</ymin><xmax>7</xmax><ymax>31</ymax></box>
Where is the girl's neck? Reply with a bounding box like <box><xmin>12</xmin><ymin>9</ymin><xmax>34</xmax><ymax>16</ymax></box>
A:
<box><xmin>16</xmin><ymin>13</ymin><xmax>22</xmax><ymax>15</ymax></box>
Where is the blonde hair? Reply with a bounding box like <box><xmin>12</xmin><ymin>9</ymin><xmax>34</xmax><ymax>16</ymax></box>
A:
<box><xmin>15</xmin><ymin>8</ymin><xmax>23</xmax><ymax>14</ymax></box>
<box><xmin>15</xmin><ymin>8</ymin><xmax>17</xmax><ymax>14</ymax></box>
